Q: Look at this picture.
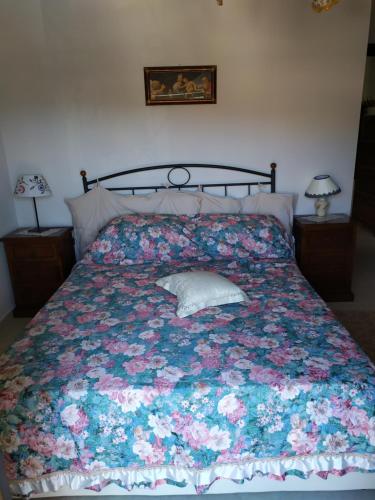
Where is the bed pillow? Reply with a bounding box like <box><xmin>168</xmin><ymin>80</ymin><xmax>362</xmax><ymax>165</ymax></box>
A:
<box><xmin>150</xmin><ymin>190</ymin><xmax>201</xmax><ymax>215</ymax></box>
<box><xmin>240</xmin><ymin>192</ymin><xmax>294</xmax><ymax>233</ymax></box>
<box><xmin>65</xmin><ymin>187</ymin><xmax>202</xmax><ymax>258</ymax></box>
<box><xmin>83</xmin><ymin>214</ymin><xmax>208</xmax><ymax>265</ymax></box>
<box><xmin>65</xmin><ymin>187</ymin><xmax>133</xmax><ymax>259</ymax></box>
<box><xmin>195</xmin><ymin>191</ymin><xmax>241</xmax><ymax>213</ymax></box>
<box><xmin>191</xmin><ymin>213</ymin><xmax>293</xmax><ymax>261</ymax></box>
<box><xmin>156</xmin><ymin>271</ymin><xmax>248</xmax><ymax>318</ymax></box>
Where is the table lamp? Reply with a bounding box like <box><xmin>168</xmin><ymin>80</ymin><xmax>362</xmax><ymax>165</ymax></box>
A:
<box><xmin>305</xmin><ymin>175</ymin><xmax>341</xmax><ymax>217</ymax></box>
<box><xmin>14</xmin><ymin>174</ymin><xmax>52</xmax><ymax>232</ymax></box>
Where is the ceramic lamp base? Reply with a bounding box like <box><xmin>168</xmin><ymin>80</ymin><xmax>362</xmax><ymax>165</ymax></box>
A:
<box><xmin>315</xmin><ymin>197</ymin><xmax>329</xmax><ymax>217</ymax></box>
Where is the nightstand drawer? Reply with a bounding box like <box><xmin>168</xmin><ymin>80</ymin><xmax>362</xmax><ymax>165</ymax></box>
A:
<box><xmin>293</xmin><ymin>215</ymin><xmax>355</xmax><ymax>302</ymax></box>
<box><xmin>302</xmin><ymin>228</ymin><xmax>354</xmax><ymax>254</ymax></box>
<box><xmin>11</xmin><ymin>243</ymin><xmax>57</xmax><ymax>260</ymax></box>
<box><xmin>301</xmin><ymin>254</ymin><xmax>351</xmax><ymax>273</ymax></box>
<box><xmin>14</xmin><ymin>284</ymin><xmax>58</xmax><ymax>308</ymax></box>
<box><xmin>12</xmin><ymin>261</ymin><xmax>62</xmax><ymax>285</ymax></box>
<box><xmin>1</xmin><ymin>227</ymin><xmax>75</xmax><ymax>317</ymax></box>
<box><xmin>302</xmin><ymin>263</ymin><xmax>352</xmax><ymax>287</ymax></box>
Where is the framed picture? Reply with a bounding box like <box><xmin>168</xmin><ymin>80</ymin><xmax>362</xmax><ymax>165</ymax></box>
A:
<box><xmin>144</xmin><ymin>65</ymin><xmax>217</xmax><ymax>105</ymax></box>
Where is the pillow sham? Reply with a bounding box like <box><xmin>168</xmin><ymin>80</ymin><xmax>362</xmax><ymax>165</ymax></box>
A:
<box><xmin>150</xmin><ymin>190</ymin><xmax>201</xmax><ymax>215</ymax></box>
<box><xmin>83</xmin><ymin>214</ymin><xmax>208</xmax><ymax>266</ymax></box>
<box><xmin>65</xmin><ymin>187</ymin><xmax>202</xmax><ymax>258</ymax></box>
<box><xmin>240</xmin><ymin>192</ymin><xmax>294</xmax><ymax>233</ymax></box>
<box><xmin>195</xmin><ymin>191</ymin><xmax>241</xmax><ymax>213</ymax></box>
<box><xmin>65</xmin><ymin>187</ymin><xmax>132</xmax><ymax>259</ymax></box>
<box><xmin>191</xmin><ymin>213</ymin><xmax>293</xmax><ymax>261</ymax></box>
<box><xmin>156</xmin><ymin>271</ymin><xmax>248</xmax><ymax>318</ymax></box>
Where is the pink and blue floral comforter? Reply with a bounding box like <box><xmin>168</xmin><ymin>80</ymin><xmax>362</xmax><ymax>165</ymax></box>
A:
<box><xmin>0</xmin><ymin>214</ymin><xmax>374</xmax><ymax>496</ymax></box>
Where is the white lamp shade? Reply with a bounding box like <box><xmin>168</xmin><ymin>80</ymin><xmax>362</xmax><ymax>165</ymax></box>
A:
<box><xmin>305</xmin><ymin>175</ymin><xmax>340</xmax><ymax>198</ymax></box>
<box><xmin>14</xmin><ymin>175</ymin><xmax>51</xmax><ymax>198</ymax></box>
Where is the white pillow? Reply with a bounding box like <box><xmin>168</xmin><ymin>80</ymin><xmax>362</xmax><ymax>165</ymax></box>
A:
<box><xmin>156</xmin><ymin>271</ymin><xmax>249</xmax><ymax>318</ymax></box>
<box><xmin>240</xmin><ymin>192</ymin><xmax>294</xmax><ymax>233</ymax></box>
<box><xmin>239</xmin><ymin>194</ymin><xmax>258</xmax><ymax>214</ymax></box>
<box><xmin>65</xmin><ymin>187</ymin><xmax>201</xmax><ymax>258</ymax></box>
<box><xmin>195</xmin><ymin>191</ymin><xmax>241</xmax><ymax>213</ymax></box>
<box><xmin>65</xmin><ymin>187</ymin><xmax>132</xmax><ymax>259</ymax></box>
<box><xmin>150</xmin><ymin>190</ymin><xmax>201</xmax><ymax>215</ymax></box>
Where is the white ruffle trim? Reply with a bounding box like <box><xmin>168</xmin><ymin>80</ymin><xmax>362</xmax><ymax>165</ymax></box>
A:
<box><xmin>10</xmin><ymin>452</ymin><xmax>375</xmax><ymax>496</ymax></box>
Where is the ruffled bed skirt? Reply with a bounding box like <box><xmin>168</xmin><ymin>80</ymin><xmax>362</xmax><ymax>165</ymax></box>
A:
<box><xmin>9</xmin><ymin>452</ymin><xmax>375</xmax><ymax>497</ymax></box>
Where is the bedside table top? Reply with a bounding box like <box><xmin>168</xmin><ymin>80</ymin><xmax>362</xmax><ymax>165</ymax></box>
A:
<box><xmin>294</xmin><ymin>214</ymin><xmax>351</xmax><ymax>226</ymax></box>
<box><xmin>1</xmin><ymin>227</ymin><xmax>72</xmax><ymax>241</ymax></box>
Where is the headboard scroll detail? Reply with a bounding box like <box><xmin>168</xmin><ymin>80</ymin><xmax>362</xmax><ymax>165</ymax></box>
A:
<box><xmin>80</xmin><ymin>163</ymin><xmax>277</xmax><ymax>196</ymax></box>
<box><xmin>167</xmin><ymin>166</ymin><xmax>191</xmax><ymax>187</ymax></box>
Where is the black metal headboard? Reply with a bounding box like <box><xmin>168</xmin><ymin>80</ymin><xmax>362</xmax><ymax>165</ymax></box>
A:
<box><xmin>80</xmin><ymin>163</ymin><xmax>276</xmax><ymax>195</ymax></box>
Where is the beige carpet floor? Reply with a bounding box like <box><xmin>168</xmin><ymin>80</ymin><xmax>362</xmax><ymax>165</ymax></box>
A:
<box><xmin>329</xmin><ymin>226</ymin><xmax>375</xmax><ymax>312</ymax></box>
<box><xmin>333</xmin><ymin>310</ymin><xmax>375</xmax><ymax>362</ymax></box>
<box><xmin>0</xmin><ymin>315</ymin><xmax>29</xmax><ymax>354</ymax></box>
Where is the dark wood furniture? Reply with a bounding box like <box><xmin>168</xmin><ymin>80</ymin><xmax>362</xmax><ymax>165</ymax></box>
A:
<box><xmin>352</xmin><ymin>104</ymin><xmax>375</xmax><ymax>233</ymax></box>
<box><xmin>293</xmin><ymin>215</ymin><xmax>355</xmax><ymax>302</ymax></box>
<box><xmin>1</xmin><ymin>228</ymin><xmax>75</xmax><ymax>317</ymax></box>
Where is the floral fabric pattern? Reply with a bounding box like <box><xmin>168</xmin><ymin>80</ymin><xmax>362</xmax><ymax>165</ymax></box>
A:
<box><xmin>191</xmin><ymin>213</ymin><xmax>293</xmax><ymax>261</ymax></box>
<box><xmin>84</xmin><ymin>213</ymin><xmax>293</xmax><ymax>266</ymax></box>
<box><xmin>0</xmin><ymin>255</ymin><xmax>374</xmax><ymax>496</ymax></box>
<box><xmin>83</xmin><ymin>214</ymin><xmax>207</xmax><ymax>266</ymax></box>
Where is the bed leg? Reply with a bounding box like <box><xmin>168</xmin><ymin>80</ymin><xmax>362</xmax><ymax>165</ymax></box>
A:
<box><xmin>0</xmin><ymin>454</ymin><xmax>12</xmax><ymax>500</ymax></box>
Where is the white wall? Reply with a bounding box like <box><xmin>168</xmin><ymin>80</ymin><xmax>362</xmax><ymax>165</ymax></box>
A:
<box><xmin>0</xmin><ymin>0</ymin><xmax>371</xmax><ymax>228</ymax></box>
<box><xmin>0</xmin><ymin>131</ymin><xmax>17</xmax><ymax>320</ymax></box>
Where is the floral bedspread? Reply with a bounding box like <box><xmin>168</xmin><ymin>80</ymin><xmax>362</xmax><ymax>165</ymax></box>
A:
<box><xmin>1</xmin><ymin>258</ymin><xmax>375</xmax><ymax>496</ymax></box>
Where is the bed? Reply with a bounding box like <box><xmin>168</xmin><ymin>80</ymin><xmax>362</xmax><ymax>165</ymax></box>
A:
<box><xmin>0</xmin><ymin>164</ymin><xmax>374</xmax><ymax>498</ymax></box>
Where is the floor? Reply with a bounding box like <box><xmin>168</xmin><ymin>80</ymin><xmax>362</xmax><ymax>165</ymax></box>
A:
<box><xmin>0</xmin><ymin>226</ymin><xmax>374</xmax><ymax>500</ymax></box>
<box><xmin>0</xmin><ymin>314</ymin><xmax>29</xmax><ymax>354</ymax></box>
<box><xmin>329</xmin><ymin>225</ymin><xmax>375</xmax><ymax>311</ymax></box>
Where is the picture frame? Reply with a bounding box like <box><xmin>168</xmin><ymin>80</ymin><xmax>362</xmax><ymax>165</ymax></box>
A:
<box><xmin>144</xmin><ymin>65</ymin><xmax>217</xmax><ymax>105</ymax></box>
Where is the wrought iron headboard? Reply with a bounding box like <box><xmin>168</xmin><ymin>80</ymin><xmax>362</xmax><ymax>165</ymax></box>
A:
<box><xmin>80</xmin><ymin>163</ymin><xmax>276</xmax><ymax>195</ymax></box>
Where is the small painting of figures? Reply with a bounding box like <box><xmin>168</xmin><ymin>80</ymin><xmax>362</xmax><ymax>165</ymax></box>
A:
<box><xmin>144</xmin><ymin>66</ymin><xmax>217</xmax><ymax>105</ymax></box>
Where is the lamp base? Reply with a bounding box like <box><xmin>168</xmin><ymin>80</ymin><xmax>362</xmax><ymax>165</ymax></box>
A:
<box><xmin>28</xmin><ymin>227</ymin><xmax>50</xmax><ymax>234</ymax></box>
<box><xmin>315</xmin><ymin>197</ymin><xmax>329</xmax><ymax>217</ymax></box>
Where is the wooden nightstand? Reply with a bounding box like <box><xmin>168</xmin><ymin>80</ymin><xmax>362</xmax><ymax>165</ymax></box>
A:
<box><xmin>293</xmin><ymin>215</ymin><xmax>355</xmax><ymax>302</ymax></box>
<box><xmin>1</xmin><ymin>228</ymin><xmax>75</xmax><ymax>317</ymax></box>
